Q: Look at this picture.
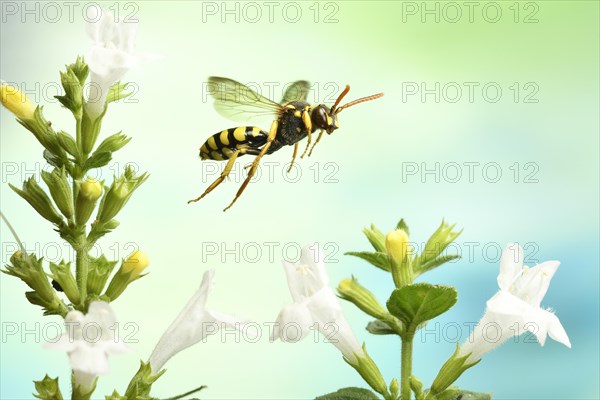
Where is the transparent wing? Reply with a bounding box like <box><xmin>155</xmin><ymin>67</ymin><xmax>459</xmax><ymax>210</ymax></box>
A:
<box><xmin>208</xmin><ymin>76</ymin><xmax>283</xmax><ymax>123</ymax></box>
<box><xmin>280</xmin><ymin>80</ymin><xmax>311</xmax><ymax>104</ymax></box>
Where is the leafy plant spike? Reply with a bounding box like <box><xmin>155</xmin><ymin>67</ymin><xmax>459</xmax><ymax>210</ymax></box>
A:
<box><xmin>0</xmin><ymin>6</ymin><xmax>234</xmax><ymax>400</ymax></box>
<box><xmin>312</xmin><ymin>218</ymin><xmax>569</xmax><ymax>399</ymax></box>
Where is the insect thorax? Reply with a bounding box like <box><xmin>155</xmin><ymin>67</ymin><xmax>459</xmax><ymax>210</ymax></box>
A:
<box><xmin>277</xmin><ymin>101</ymin><xmax>314</xmax><ymax>146</ymax></box>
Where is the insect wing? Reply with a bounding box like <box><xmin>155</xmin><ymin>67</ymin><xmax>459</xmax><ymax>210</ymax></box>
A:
<box><xmin>208</xmin><ymin>76</ymin><xmax>282</xmax><ymax>123</ymax></box>
<box><xmin>280</xmin><ymin>80</ymin><xmax>311</xmax><ymax>104</ymax></box>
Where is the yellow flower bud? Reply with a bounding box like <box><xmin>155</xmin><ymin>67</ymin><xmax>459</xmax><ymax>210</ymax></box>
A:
<box><xmin>104</xmin><ymin>250</ymin><xmax>149</xmax><ymax>301</ymax></box>
<box><xmin>80</xmin><ymin>178</ymin><xmax>102</xmax><ymax>200</ymax></box>
<box><xmin>122</xmin><ymin>250</ymin><xmax>149</xmax><ymax>278</ymax></box>
<box><xmin>385</xmin><ymin>229</ymin><xmax>411</xmax><ymax>264</ymax></box>
<box><xmin>1</xmin><ymin>82</ymin><xmax>36</xmax><ymax>120</ymax></box>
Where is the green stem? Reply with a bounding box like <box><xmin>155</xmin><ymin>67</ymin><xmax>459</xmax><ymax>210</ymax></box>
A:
<box><xmin>75</xmin><ymin>245</ymin><xmax>89</xmax><ymax>310</ymax></box>
<box><xmin>165</xmin><ymin>385</ymin><xmax>207</xmax><ymax>400</ymax></box>
<box><xmin>401</xmin><ymin>330</ymin><xmax>415</xmax><ymax>400</ymax></box>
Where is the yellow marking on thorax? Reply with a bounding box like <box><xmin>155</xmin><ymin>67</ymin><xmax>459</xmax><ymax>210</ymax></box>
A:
<box><xmin>233</xmin><ymin>126</ymin><xmax>247</xmax><ymax>141</ymax></box>
<box><xmin>294</xmin><ymin>110</ymin><xmax>301</xmax><ymax>118</ymax></box>
<box><xmin>286</xmin><ymin>104</ymin><xmax>296</xmax><ymax>109</ymax></box>
<box><xmin>251</xmin><ymin>127</ymin><xmax>261</xmax><ymax>136</ymax></box>
<box><xmin>220</xmin><ymin>130</ymin><xmax>230</xmax><ymax>145</ymax></box>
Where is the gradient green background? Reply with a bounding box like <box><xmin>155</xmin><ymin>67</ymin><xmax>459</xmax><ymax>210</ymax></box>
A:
<box><xmin>1</xmin><ymin>1</ymin><xmax>598</xmax><ymax>399</ymax></box>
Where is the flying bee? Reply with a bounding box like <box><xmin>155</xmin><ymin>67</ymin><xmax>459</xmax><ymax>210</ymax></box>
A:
<box><xmin>189</xmin><ymin>77</ymin><xmax>384</xmax><ymax>211</ymax></box>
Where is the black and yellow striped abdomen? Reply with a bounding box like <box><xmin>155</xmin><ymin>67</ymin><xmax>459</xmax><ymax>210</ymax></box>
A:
<box><xmin>200</xmin><ymin>126</ymin><xmax>270</xmax><ymax>160</ymax></box>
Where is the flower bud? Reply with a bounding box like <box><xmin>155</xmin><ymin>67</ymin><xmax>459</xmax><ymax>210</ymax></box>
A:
<box><xmin>430</xmin><ymin>344</ymin><xmax>478</xmax><ymax>396</ymax></box>
<box><xmin>49</xmin><ymin>261</ymin><xmax>80</xmax><ymax>305</ymax></box>
<box><xmin>349</xmin><ymin>344</ymin><xmax>389</xmax><ymax>398</ymax></box>
<box><xmin>385</xmin><ymin>229</ymin><xmax>411</xmax><ymax>264</ymax></box>
<box><xmin>121</xmin><ymin>250</ymin><xmax>149</xmax><ymax>279</ymax></box>
<box><xmin>87</xmin><ymin>255</ymin><xmax>119</xmax><ymax>296</ymax></box>
<box><xmin>104</xmin><ymin>250</ymin><xmax>149</xmax><ymax>301</ymax></box>
<box><xmin>1</xmin><ymin>82</ymin><xmax>36</xmax><ymax>120</ymax></box>
<box><xmin>41</xmin><ymin>168</ymin><xmax>74</xmax><ymax>220</ymax></box>
<box><xmin>33</xmin><ymin>375</ymin><xmax>63</xmax><ymax>400</ymax></box>
<box><xmin>97</xmin><ymin>167</ymin><xmax>148</xmax><ymax>223</ymax></box>
<box><xmin>4</xmin><ymin>251</ymin><xmax>67</xmax><ymax>316</ymax></box>
<box><xmin>362</xmin><ymin>224</ymin><xmax>386</xmax><ymax>253</ymax></box>
<box><xmin>390</xmin><ymin>378</ymin><xmax>400</xmax><ymax>399</ymax></box>
<box><xmin>76</xmin><ymin>178</ymin><xmax>103</xmax><ymax>225</ymax></box>
<box><xmin>9</xmin><ymin>177</ymin><xmax>64</xmax><ymax>225</ymax></box>
<box><xmin>421</xmin><ymin>220</ymin><xmax>462</xmax><ymax>266</ymax></box>
<box><xmin>386</xmin><ymin>229</ymin><xmax>413</xmax><ymax>287</ymax></box>
<box><xmin>338</xmin><ymin>277</ymin><xmax>388</xmax><ymax>320</ymax></box>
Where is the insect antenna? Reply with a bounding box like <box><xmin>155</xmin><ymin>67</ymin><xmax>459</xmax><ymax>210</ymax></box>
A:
<box><xmin>336</xmin><ymin>92</ymin><xmax>384</xmax><ymax>113</ymax></box>
<box><xmin>331</xmin><ymin>85</ymin><xmax>351</xmax><ymax>113</ymax></box>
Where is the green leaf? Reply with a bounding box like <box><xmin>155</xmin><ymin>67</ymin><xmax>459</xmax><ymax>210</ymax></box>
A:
<box><xmin>315</xmin><ymin>387</ymin><xmax>381</xmax><ymax>400</ymax></box>
<box><xmin>455</xmin><ymin>390</ymin><xmax>492</xmax><ymax>400</ymax></box>
<box><xmin>84</xmin><ymin>151</ymin><xmax>112</xmax><ymax>170</ymax></box>
<box><xmin>345</xmin><ymin>251</ymin><xmax>390</xmax><ymax>272</ymax></box>
<box><xmin>387</xmin><ymin>283</ymin><xmax>457</xmax><ymax>330</ymax></box>
<box><xmin>396</xmin><ymin>218</ymin><xmax>410</xmax><ymax>235</ymax></box>
<box><xmin>426</xmin><ymin>388</ymin><xmax>492</xmax><ymax>400</ymax></box>
<box><xmin>417</xmin><ymin>255</ymin><xmax>461</xmax><ymax>275</ymax></box>
<box><xmin>366</xmin><ymin>319</ymin><xmax>397</xmax><ymax>335</ymax></box>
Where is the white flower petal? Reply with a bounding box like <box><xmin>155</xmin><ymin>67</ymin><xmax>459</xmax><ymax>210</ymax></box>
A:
<box><xmin>68</xmin><ymin>343</ymin><xmax>110</xmax><ymax>374</ymax></box>
<box><xmin>45</xmin><ymin>301</ymin><xmax>127</xmax><ymax>377</ymax></box>
<box><xmin>275</xmin><ymin>245</ymin><xmax>363</xmax><ymax>361</ymax></box>
<box><xmin>461</xmin><ymin>247</ymin><xmax>570</xmax><ymax>364</ymax></box>
<box><xmin>305</xmin><ymin>287</ymin><xmax>343</xmax><ymax>324</ymax></box>
<box><xmin>272</xmin><ymin>303</ymin><xmax>313</xmax><ymax>342</ymax></box>
<box><xmin>148</xmin><ymin>270</ymin><xmax>245</xmax><ymax>374</ymax></box>
<box><xmin>514</xmin><ymin>261</ymin><xmax>560</xmax><ymax>307</ymax></box>
<box><xmin>546</xmin><ymin>311</ymin><xmax>571</xmax><ymax>348</ymax></box>
<box><xmin>497</xmin><ymin>243</ymin><xmax>524</xmax><ymax>291</ymax></box>
<box><xmin>282</xmin><ymin>245</ymin><xmax>328</xmax><ymax>302</ymax></box>
<box><xmin>300</xmin><ymin>244</ymin><xmax>329</xmax><ymax>287</ymax></box>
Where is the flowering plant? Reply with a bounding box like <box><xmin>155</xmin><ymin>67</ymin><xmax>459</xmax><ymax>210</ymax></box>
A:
<box><xmin>0</xmin><ymin>7</ymin><xmax>239</xmax><ymax>400</ymax></box>
<box><xmin>273</xmin><ymin>220</ymin><xmax>570</xmax><ymax>400</ymax></box>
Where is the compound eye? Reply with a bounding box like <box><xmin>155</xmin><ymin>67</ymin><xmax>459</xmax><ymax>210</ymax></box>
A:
<box><xmin>312</xmin><ymin>106</ymin><xmax>328</xmax><ymax>129</ymax></box>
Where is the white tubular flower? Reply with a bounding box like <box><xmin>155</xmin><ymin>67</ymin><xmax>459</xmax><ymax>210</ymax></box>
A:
<box><xmin>45</xmin><ymin>301</ymin><xmax>128</xmax><ymax>392</ymax></box>
<box><xmin>148</xmin><ymin>270</ymin><xmax>246</xmax><ymax>374</ymax></box>
<box><xmin>272</xmin><ymin>245</ymin><xmax>364</xmax><ymax>364</ymax></box>
<box><xmin>85</xmin><ymin>5</ymin><xmax>140</xmax><ymax>118</ymax></box>
<box><xmin>459</xmin><ymin>243</ymin><xmax>571</xmax><ymax>364</ymax></box>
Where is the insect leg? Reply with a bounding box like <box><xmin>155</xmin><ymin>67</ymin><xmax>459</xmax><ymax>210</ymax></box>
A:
<box><xmin>287</xmin><ymin>143</ymin><xmax>299</xmax><ymax>173</ymax></box>
<box><xmin>223</xmin><ymin>119</ymin><xmax>279</xmax><ymax>211</ymax></box>
<box><xmin>308</xmin><ymin>129</ymin><xmax>324</xmax><ymax>157</ymax></box>
<box><xmin>300</xmin><ymin>110</ymin><xmax>313</xmax><ymax>159</ymax></box>
<box><xmin>188</xmin><ymin>149</ymin><xmax>241</xmax><ymax>204</ymax></box>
